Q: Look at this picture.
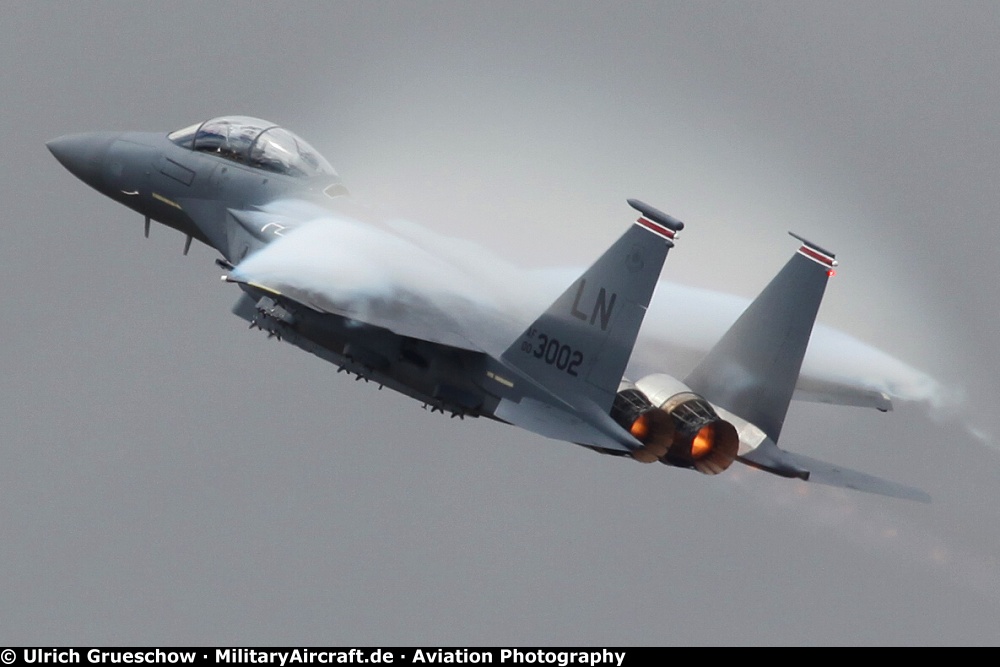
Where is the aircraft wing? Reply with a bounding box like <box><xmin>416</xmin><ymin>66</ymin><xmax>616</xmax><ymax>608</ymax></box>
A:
<box><xmin>228</xmin><ymin>270</ymin><xmax>496</xmax><ymax>353</ymax></box>
<box><xmin>228</xmin><ymin>210</ymin><xmax>944</xmax><ymax>415</ymax></box>
<box><xmin>225</xmin><ymin>199</ymin><xmax>688</xmax><ymax>457</ymax></box>
<box><xmin>226</xmin><ymin>213</ymin><xmax>524</xmax><ymax>355</ymax></box>
<box><xmin>792</xmin><ymin>376</ymin><xmax>892</xmax><ymax>412</ymax></box>
<box><xmin>521</xmin><ymin>269</ymin><xmax>944</xmax><ymax>413</ymax></box>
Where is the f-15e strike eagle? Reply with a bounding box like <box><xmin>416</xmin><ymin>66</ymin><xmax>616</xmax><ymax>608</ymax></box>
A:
<box><xmin>47</xmin><ymin>115</ymin><xmax>929</xmax><ymax>501</ymax></box>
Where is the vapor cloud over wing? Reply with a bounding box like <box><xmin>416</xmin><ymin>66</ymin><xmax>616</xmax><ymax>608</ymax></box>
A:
<box><xmin>233</xmin><ymin>209</ymin><xmax>961</xmax><ymax>422</ymax></box>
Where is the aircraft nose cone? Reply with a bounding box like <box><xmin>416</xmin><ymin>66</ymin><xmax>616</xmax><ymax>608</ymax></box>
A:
<box><xmin>47</xmin><ymin>131</ymin><xmax>122</xmax><ymax>190</ymax></box>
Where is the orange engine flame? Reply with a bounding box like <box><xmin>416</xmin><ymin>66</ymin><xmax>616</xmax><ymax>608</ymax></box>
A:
<box><xmin>691</xmin><ymin>423</ymin><xmax>715</xmax><ymax>459</ymax></box>
<box><xmin>629</xmin><ymin>413</ymin><xmax>650</xmax><ymax>441</ymax></box>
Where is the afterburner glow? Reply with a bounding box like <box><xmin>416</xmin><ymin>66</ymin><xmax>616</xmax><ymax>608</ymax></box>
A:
<box><xmin>691</xmin><ymin>423</ymin><xmax>715</xmax><ymax>459</ymax></box>
<box><xmin>629</xmin><ymin>414</ymin><xmax>650</xmax><ymax>440</ymax></box>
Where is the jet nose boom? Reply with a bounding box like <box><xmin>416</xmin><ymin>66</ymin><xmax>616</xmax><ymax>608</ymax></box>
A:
<box><xmin>47</xmin><ymin>131</ymin><xmax>121</xmax><ymax>190</ymax></box>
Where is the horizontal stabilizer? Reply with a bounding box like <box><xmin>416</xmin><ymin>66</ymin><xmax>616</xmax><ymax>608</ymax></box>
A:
<box><xmin>741</xmin><ymin>441</ymin><xmax>930</xmax><ymax>502</ymax></box>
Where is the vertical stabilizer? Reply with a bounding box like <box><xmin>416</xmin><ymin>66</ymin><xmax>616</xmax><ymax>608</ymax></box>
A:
<box><xmin>501</xmin><ymin>200</ymin><xmax>682</xmax><ymax>413</ymax></box>
<box><xmin>684</xmin><ymin>234</ymin><xmax>837</xmax><ymax>443</ymax></box>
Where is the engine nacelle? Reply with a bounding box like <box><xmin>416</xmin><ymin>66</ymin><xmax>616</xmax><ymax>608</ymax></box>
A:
<box><xmin>611</xmin><ymin>375</ymin><xmax>739</xmax><ymax>475</ymax></box>
<box><xmin>610</xmin><ymin>383</ymin><xmax>676</xmax><ymax>463</ymax></box>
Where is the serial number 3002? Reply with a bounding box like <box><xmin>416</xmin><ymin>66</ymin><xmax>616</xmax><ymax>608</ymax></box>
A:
<box><xmin>520</xmin><ymin>333</ymin><xmax>584</xmax><ymax>376</ymax></box>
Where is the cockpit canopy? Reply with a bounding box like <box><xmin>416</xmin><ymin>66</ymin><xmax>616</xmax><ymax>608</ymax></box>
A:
<box><xmin>168</xmin><ymin>116</ymin><xmax>337</xmax><ymax>179</ymax></box>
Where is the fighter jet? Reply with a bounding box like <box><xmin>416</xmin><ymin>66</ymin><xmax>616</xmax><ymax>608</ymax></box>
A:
<box><xmin>47</xmin><ymin>115</ymin><xmax>929</xmax><ymax>501</ymax></box>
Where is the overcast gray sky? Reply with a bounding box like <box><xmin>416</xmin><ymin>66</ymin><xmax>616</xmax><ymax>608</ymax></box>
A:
<box><xmin>3</xmin><ymin>1</ymin><xmax>1000</xmax><ymax>645</ymax></box>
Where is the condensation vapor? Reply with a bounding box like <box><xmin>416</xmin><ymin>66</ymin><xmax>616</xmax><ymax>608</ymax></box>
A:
<box><xmin>234</xmin><ymin>207</ymin><xmax>972</xmax><ymax>434</ymax></box>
